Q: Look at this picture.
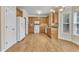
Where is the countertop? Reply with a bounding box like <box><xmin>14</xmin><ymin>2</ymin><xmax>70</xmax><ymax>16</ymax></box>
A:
<box><xmin>47</xmin><ymin>24</ymin><xmax>58</xmax><ymax>28</ymax></box>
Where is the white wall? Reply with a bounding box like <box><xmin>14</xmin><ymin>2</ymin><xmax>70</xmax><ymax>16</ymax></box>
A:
<box><xmin>59</xmin><ymin>6</ymin><xmax>79</xmax><ymax>45</ymax></box>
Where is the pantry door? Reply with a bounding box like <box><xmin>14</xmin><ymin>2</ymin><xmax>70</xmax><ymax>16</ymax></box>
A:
<box><xmin>4</xmin><ymin>7</ymin><xmax>16</xmax><ymax>49</ymax></box>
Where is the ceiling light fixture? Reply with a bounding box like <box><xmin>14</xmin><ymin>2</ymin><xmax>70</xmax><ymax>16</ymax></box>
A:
<box><xmin>50</xmin><ymin>9</ymin><xmax>55</xmax><ymax>13</ymax></box>
<box><xmin>37</xmin><ymin>10</ymin><xmax>42</xmax><ymax>15</ymax></box>
<box><xmin>59</xmin><ymin>8</ymin><xmax>63</xmax><ymax>11</ymax></box>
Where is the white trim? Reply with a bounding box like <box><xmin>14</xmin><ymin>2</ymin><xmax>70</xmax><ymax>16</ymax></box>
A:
<box><xmin>59</xmin><ymin>37</ymin><xmax>79</xmax><ymax>45</ymax></box>
<box><xmin>1</xmin><ymin>41</ymin><xmax>17</xmax><ymax>52</ymax></box>
<box><xmin>58</xmin><ymin>37</ymin><xmax>72</xmax><ymax>42</ymax></box>
<box><xmin>72</xmin><ymin>40</ymin><xmax>79</xmax><ymax>45</ymax></box>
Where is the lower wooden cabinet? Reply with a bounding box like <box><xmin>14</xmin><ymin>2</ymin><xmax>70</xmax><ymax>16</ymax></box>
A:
<box><xmin>47</xmin><ymin>28</ymin><xmax>51</xmax><ymax>38</ymax></box>
<box><xmin>47</xmin><ymin>27</ymin><xmax>58</xmax><ymax>39</ymax></box>
<box><xmin>51</xmin><ymin>28</ymin><xmax>58</xmax><ymax>39</ymax></box>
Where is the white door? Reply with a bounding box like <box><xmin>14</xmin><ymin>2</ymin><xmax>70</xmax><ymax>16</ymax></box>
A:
<box><xmin>34</xmin><ymin>25</ymin><xmax>40</xmax><ymax>33</ymax></box>
<box><xmin>5</xmin><ymin>7</ymin><xmax>16</xmax><ymax>49</ymax></box>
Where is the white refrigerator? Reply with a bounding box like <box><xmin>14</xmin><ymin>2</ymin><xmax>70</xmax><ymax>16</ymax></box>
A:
<box><xmin>16</xmin><ymin>17</ymin><xmax>26</xmax><ymax>41</ymax></box>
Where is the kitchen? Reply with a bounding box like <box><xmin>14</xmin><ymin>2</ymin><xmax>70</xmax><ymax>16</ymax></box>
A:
<box><xmin>27</xmin><ymin>6</ymin><xmax>58</xmax><ymax>39</ymax></box>
<box><xmin>0</xmin><ymin>6</ymin><xmax>79</xmax><ymax>52</ymax></box>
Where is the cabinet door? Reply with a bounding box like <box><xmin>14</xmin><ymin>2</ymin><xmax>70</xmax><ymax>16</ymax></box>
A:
<box><xmin>5</xmin><ymin>7</ymin><xmax>16</xmax><ymax>49</ymax></box>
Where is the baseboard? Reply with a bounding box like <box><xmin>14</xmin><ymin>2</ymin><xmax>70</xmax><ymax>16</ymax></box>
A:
<box><xmin>1</xmin><ymin>48</ymin><xmax>8</xmax><ymax>52</ymax></box>
<box><xmin>1</xmin><ymin>41</ymin><xmax>17</xmax><ymax>52</ymax></box>
<box><xmin>58</xmin><ymin>37</ymin><xmax>72</xmax><ymax>41</ymax></box>
<box><xmin>71</xmin><ymin>40</ymin><xmax>79</xmax><ymax>45</ymax></box>
<box><xmin>59</xmin><ymin>37</ymin><xmax>79</xmax><ymax>46</ymax></box>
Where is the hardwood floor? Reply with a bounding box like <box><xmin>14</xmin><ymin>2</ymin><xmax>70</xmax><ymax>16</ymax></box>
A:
<box><xmin>6</xmin><ymin>33</ymin><xmax>79</xmax><ymax>52</ymax></box>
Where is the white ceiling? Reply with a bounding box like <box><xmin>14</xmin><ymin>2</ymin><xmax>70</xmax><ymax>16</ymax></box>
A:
<box><xmin>19</xmin><ymin>6</ymin><xmax>55</xmax><ymax>16</ymax></box>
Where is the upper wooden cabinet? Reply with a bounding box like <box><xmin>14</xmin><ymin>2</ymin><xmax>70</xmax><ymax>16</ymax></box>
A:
<box><xmin>16</xmin><ymin>8</ymin><xmax>23</xmax><ymax>17</ymax></box>
<box><xmin>47</xmin><ymin>9</ymin><xmax>59</xmax><ymax>25</ymax></box>
<box><xmin>53</xmin><ymin>10</ymin><xmax>59</xmax><ymax>24</ymax></box>
<box><xmin>46</xmin><ymin>16</ymin><xmax>49</xmax><ymax>25</ymax></box>
<box><xmin>47</xmin><ymin>12</ymin><xmax>54</xmax><ymax>25</ymax></box>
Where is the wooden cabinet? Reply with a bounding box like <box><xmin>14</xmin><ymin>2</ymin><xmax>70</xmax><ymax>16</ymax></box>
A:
<box><xmin>29</xmin><ymin>24</ymin><xmax>34</xmax><ymax>34</ymax></box>
<box><xmin>47</xmin><ymin>27</ymin><xmax>58</xmax><ymax>39</ymax></box>
<box><xmin>28</xmin><ymin>17</ymin><xmax>34</xmax><ymax>34</ymax></box>
<box><xmin>48</xmin><ymin>12</ymin><xmax>54</xmax><ymax>25</ymax></box>
<box><xmin>46</xmin><ymin>16</ymin><xmax>49</xmax><ymax>25</ymax></box>
<box><xmin>53</xmin><ymin>10</ymin><xmax>59</xmax><ymax>24</ymax></box>
<box><xmin>40</xmin><ymin>26</ymin><xmax>45</xmax><ymax>33</ymax></box>
<box><xmin>28</xmin><ymin>17</ymin><xmax>47</xmax><ymax>34</ymax></box>
<box><xmin>47</xmin><ymin>28</ymin><xmax>51</xmax><ymax>38</ymax></box>
<box><xmin>51</xmin><ymin>28</ymin><xmax>58</xmax><ymax>39</ymax></box>
<box><xmin>47</xmin><ymin>9</ymin><xmax>59</xmax><ymax>25</ymax></box>
<box><xmin>16</xmin><ymin>8</ymin><xmax>23</xmax><ymax>17</ymax></box>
